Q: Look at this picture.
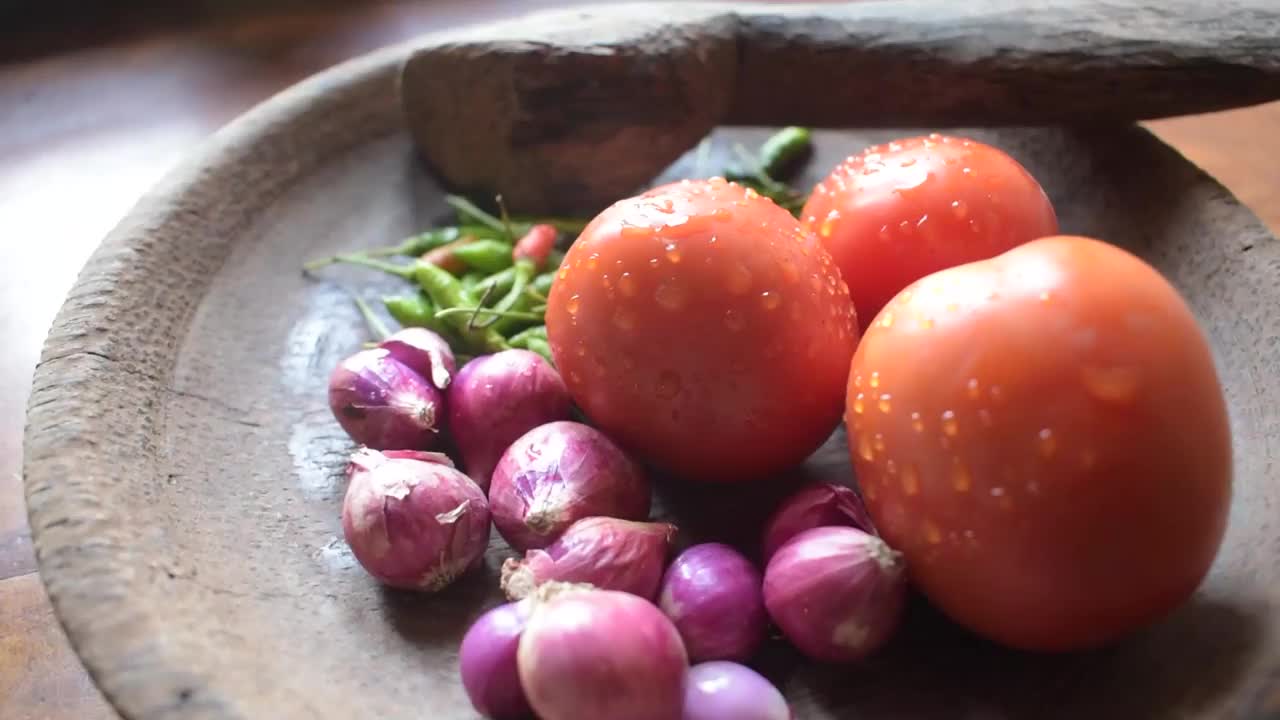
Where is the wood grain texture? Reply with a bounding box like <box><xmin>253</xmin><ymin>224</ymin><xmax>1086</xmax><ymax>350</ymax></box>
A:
<box><xmin>0</xmin><ymin>573</ymin><xmax>116</xmax><ymax>720</ymax></box>
<box><xmin>401</xmin><ymin>0</ymin><xmax>1280</xmax><ymax>213</ymax></box>
<box><xmin>20</xmin><ymin>34</ymin><xmax>1280</xmax><ymax>720</ymax></box>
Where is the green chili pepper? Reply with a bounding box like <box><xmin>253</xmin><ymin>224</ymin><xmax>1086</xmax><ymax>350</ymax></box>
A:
<box><xmin>383</xmin><ymin>292</ymin><xmax>453</xmax><ymax>336</ymax></box>
<box><xmin>507</xmin><ymin>324</ymin><xmax>548</xmax><ymax>349</ymax></box>
<box><xmin>510</xmin><ymin>216</ymin><xmax>592</xmax><ymax>235</ymax></box>
<box><xmin>452</xmin><ymin>240</ymin><xmax>515</xmax><ymax>274</ymax></box>
<box><xmin>532</xmin><ymin>271</ymin><xmax>555</xmax><ymax>298</ymax></box>
<box><xmin>759</xmin><ymin>126</ymin><xmax>813</xmax><ymax>180</ymax></box>
<box><xmin>524</xmin><ymin>336</ymin><xmax>555</xmax><ymax>366</ymax></box>
<box><xmin>475</xmin><ymin>259</ymin><xmax>535</xmax><ymax>335</ymax></box>
<box><xmin>412</xmin><ymin>262</ymin><xmax>509</xmax><ymax>353</ymax></box>
<box><xmin>546</xmin><ymin>249</ymin><xmax>566</xmax><ymax>269</ymax></box>
<box><xmin>303</xmin><ymin>226</ymin><xmax>500</xmax><ymax>271</ymax></box>
<box><xmin>352</xmin><ymin>296</ymin><xmax>392</xmax><ymax>341</ymax></box>
<box><xmin>474</xmin><ymin>266</ymin><xmax>517</xmax><ymax>300</ymax></box>
<box><xmin>459</xmin><ymin>272</ymin><xmax>485</xmax><ymax>295</ymax></box>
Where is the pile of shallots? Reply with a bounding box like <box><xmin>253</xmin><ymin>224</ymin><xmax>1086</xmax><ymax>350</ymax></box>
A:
<box><xmin>328</xmin><ymin>328</ymin><xmax>907</xmax><ymax>720</ymax></box>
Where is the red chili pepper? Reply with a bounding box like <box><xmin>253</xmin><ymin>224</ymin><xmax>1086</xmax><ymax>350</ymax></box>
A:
<box><xmin>513</xmin><ymin>224</ymin><xmax>558</xmax><ymax>270</ymax></box>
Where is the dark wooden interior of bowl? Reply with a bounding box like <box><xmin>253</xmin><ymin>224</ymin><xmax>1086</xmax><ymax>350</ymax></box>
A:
<box><xmin>23</xmin><ymin>12</ymin><xmax>1280</xmax><ymax>720</ymax></box>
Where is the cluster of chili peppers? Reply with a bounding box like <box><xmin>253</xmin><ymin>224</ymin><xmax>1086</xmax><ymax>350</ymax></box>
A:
<box><xmin>303</xmin><ymin>127</ymin><xmax>813</xmax><ymax>363</ymax></box>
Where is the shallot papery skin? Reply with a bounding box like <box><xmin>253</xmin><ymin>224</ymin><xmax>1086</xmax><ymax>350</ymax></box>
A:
<box><xmin>489</xmin><ymin>420</ymin><xmax>650</xmax><ymax>551</ymax></box>
<box><xmin>763</xmin><ymin>526</ymin><xmax>906</xmax><ymax>662</ymax></box>
<box><xmin>328</xmin><ymin>348</ymin><xmax>444</xmax><ymax>450</ymax></box>
<box><xmin>761</xmin><ymin>481</ymin><xmax>874</xmax><ymax>562</ymax></box>
<box><xmin>682</xmin><ymin>661</ymin><xmax>792</xmax><ymax>720</ymax></box>
<box><xmin>501</xmin><ymin>517</ymin><xmax>676</xmax><ymax>601</ymax></box>
<box><xmin>459</xmin><ymin>601</ymin><xmax>534</xmax><ymax>720</ymax></box>
<box><xmin>341</xmin><ymin>448</ymin><xmax>491</xmax><ymax>591</ymax></box>
<box><xmin>447</xmin><ymin>350</ymin><xmax>573</xmax><ymax>490</ymax></box>
<box><xmin>658</xmin><ymin>543</ymin><xmax>766</xmax><ymax>662</ymax></box>
<box><xmin>518</xmin><ymin>587</ymin><xmax>688</xmax><ymax>720</ymax></box>
<box><xmin>379</xmin><ymin>327</ymin><xmax>456</xmax><ymax>390</ymax></box>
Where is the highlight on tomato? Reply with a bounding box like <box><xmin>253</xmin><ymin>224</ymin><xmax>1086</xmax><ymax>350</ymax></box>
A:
<box><xmin>847</xmin><ymin>235</ymin><xmax>1232</xmax><ymax>652</ymax></box>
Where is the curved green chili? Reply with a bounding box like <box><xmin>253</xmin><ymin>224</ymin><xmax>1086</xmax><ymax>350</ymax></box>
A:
<box><xmin>507</xmin><ymin>324</ymin><xmax>548</xmax><ymax>349</ymax></box>
<box><xmin>759</xmin><ymin>126</ymin><xmax>813</xmax><ymax>180</ymax></box>
<box><xmin>532</xmin><ymin>271</ymin><xmax>555</xmax><ymax>298</ymax></box>
<box><xmin>452</xmin><ymin>240</ymin><xmax>515</xmax><ymax>274</ymax></box>
<box><xmin>524</xmin><ymin>336</ymin><xmax>555</xmax><ymax>365</ymax></box>
<box><xmin>352</xmin><ymin>296</ymin><xmax>392</xmax><ymax>341</ymax></box>
<box><xmin>383</xmin><ymin>293</ymin><xmax>454</xmax><ymax>337</ymax></box>
<box><xmin>412</xmin><ymin>262</ymin><xmax>509</xmax><ymax>352</ymax></box>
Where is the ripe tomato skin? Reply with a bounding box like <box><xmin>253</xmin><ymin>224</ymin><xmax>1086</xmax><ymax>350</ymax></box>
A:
<box><xmin>802</xmin><ymin>135</ymin><xmax>1059</xmax><ymax>332</ymax></box>
<box><xmin>848</xmin><ymin>235</ymin><xmax>1231</xmax><ymax>652</ymax></box>
<box><xmin>547</xmin><ymin>179</ymin><xmax>858</xmax><ymax>483</ymax></box>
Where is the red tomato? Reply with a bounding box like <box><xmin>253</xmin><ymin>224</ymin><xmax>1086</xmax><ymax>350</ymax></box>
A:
<box><xmin>847</xmin><ymin>236</ymin><xmax>1231</xmax><ymax>651</ymax></box>
<box><xmin>802</xmin><ymin>134</ymin><xmax>1059</xmax><ymax>332</ymax></box>
<box><xmin>546</xmin><ymin>179</ymin><xmax>858</xmax><ymax>483</ymax></box>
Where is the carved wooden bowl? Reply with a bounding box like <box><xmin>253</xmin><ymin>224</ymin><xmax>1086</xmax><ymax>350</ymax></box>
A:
<box><xmin>24</xmin><ymin>4</ymin><xmax>1280</xmax><ymax>719</ymax></box>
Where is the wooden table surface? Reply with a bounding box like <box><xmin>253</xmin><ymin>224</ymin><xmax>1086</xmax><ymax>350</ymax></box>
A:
<box><xmin>2</xmin><ymin>3</ymin><xmax>1278</xmax><ymax>718</ymax></box>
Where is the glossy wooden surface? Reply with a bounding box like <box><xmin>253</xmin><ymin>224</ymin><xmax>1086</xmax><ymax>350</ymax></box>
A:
<box><xmin>2</xmin><ymin>3</ymin><xmax>1279</xmax><ymax>719</ymax></box>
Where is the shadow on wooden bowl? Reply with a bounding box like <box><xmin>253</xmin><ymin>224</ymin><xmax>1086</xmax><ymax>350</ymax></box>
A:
<box><xmin>22</xmin><ymin>15</ymin><xmax>1280</xmax><ymax>720</ymax></box>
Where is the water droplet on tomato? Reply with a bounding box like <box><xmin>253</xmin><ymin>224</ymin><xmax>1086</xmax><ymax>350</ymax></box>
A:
<box><xmin>898</xmin><ymin>220</ymin><xmax>913</xmax><ymax>237</ymax></box>
<box><xmin>1037</xmin><ymin>428</ymin><xmax>1057</xmax><ymax>458</ymax></box>
<box><xmin>558</xmin><ymin>267</ymin><xmax>569</xmax><ymax>281</ymax></box>
<box><xmin>656</xmin><ymin>371</ymin><xmax>682</xmax><ymax>400</ymax></box>
<box><xmin>857</xmin><ymin>433</ymin><xmax>875</xmax><ymax>461</ymax></box>
<box><xmin>617</xmin><ymin>272</ymin><xmax>636</xmax><ymax>297</ymax></box>
<box><xmin>654</xmin><ymin>279</ymin><xmax>687</xmax><ymax>311</ymax></box>
<box><xmin>966</xmin><ymin>378</ymin><xmax>980</xmax><ymax>398</ymax></box>
<box><xmin>879</xmin><ymin>312</ymin><xmax>894</xmax><ymax>328</ymax></box>
<box><xmin>726</xmin><ymin>263</ymin><xmax>752</xmax><ymax>295</ymax></box>
<box><xmin>900</xmin><ymin>158</ymin><xmax>917</xmax><ymax>167</ymax></box>
<box><xmin>664</xmin><ymin>243</ymin><xmax>682</xmax><ymax>264</ymax></box>
<box><xmin>852</xmin><ymin>393</ymin><xmax>865</xmax><ymax>414</ymax></box>
<box><xmin>853</xmin><ymin>374</ymin><xmax>864</xmax><ymax>389</ymax></box>
<box><xmin>724</xmin><ymin>309</ymin><xmax>745</xmax><ymax>332</ymax></box>
<box><xmin>575</xmin><ymin>343</ymin><xmax>586</xmax><ymax>357</ymax></box>
<box><xmin>951</xmin><ymin>199</ymin><xmax>968</xmax><ymax>219</ymax></box>
<box><xmin>779</xmin><ymin>258</ymin><xmax>799</xmax><ymax>283</ymax></box>
<box><xmin>760</xmin><ymin>290</ymin><xmax>781</xmax><ymax>311</ymax></box>
<box><xmin>658</xmin><ymin>198</ymin><xmax>675</xmax><ymax>213</ymax></box>
<box><xmin>649</xmin><ymin>258</ymin><xmax>660</xmax><ymax>269</ymax></box>
<box><xmin>612</xmin><ymin>308</ymin><xmax>636</xmax><ymax>331</ymax></box>
<box><xmin>878</xmin><ymin>394</ymin><xmax>892</xmax><ymax>414</ymax></box>
<box><xmin>910</xmin><ymin>411</ymin><xmax>925</xmax><ymax>433</ymax></box>
<box><xmin>621</xmin><ymin>225</ymin><xmax>650</xmax><ymax>240</ymax></box>
<box><xmin>951</xmin><ymin>458</ymin><xmax>972</xmax><ymax>492</ymax></box>
<box><xmin>872</xmin><ymin>433</ymin><xmax>886</xmax><ymax>453</ymax></box>
<box><xmin>941</xmin><ymin>410</ymin><xmax>959</xmax><ymax>436</ymax></box>
<box><xmin>923</xmin><ymin>519</ymin><xmax>942</xmax><ymax>545</ymax></box>
<box><xmin>899</xmin><ymin>290</ymin><xmax>914</xmax><ymax>304</ymax></box>
<box><xmin>1080</xmin><ymin>448</ymin><xmax>1099</xmax><ymax>469</ymax></box>
<box><xmin>569</xmin><ymin>370</ymin><xmax>582</xmax><ymax>384</ymax></box>
<box><xmin>989</xmin><ymin>385</ymin><xmax>1004</xmax><ymax>402</ymax></box>
<box><xmin>901</xmin><ymin>464</ymin><xmax>919</xmax><ymax>495</ymax></box>
<box><xmin>566</xmin><ymin>295</ymin><xmax>581</xmax><ymax>315</ymax></box>
<box><xmin>869</xmin><ymin>371</ymin><xmax>881</xmax><ymax>388</ymax></box>
<box><xmin>977</xmin><ymin>409</ymin><xmax>993</xmax><ymax>427</ymax></box>
<box><xmin>1039</xmin><ymin>291</ymin><xmax>1052</xmax><ymax>303</ymax></box>
<box><xmin>1080</xmin><ymin>361</ymin><xmax>1141</xmax><ymax>399</ymax></box>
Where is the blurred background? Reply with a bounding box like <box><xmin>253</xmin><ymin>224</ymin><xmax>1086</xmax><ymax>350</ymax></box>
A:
<box><xmin>1</xmin><ymin>2</ymin><xmax>1277</xmax><ymax>718</ymax></box>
